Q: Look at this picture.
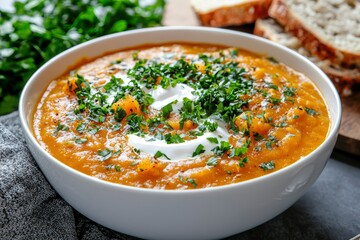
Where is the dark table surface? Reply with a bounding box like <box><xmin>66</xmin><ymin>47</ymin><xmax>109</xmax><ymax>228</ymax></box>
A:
<box><xmin>229</xmin><ymin>149</ymin><xmax>360</xmax><ymax>240</ymax></box>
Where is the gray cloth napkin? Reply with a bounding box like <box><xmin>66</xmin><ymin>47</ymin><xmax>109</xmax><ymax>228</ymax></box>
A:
<box><xmin>0</xmin><ymin>112</ymin><xmax>133</xmax><ymax>240</ymax></box>
<box><xmin>1</xmin><ymin>111</ymin><xmax>359</xmax><ymax>240</ymax></box>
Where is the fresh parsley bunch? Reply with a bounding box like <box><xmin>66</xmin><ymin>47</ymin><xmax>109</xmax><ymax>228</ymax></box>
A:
<box><xmin>0</xmin><ymin>0</ymin><xmax>165</xmax><ymax>115</ymax></box>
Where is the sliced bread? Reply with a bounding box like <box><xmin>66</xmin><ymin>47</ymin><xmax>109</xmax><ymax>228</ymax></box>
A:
<box><xmin>268</xmin><ymin>0</ymin><xmax>360</xmax><ymax>68</ymax></box>
<box><xmin>190</xmin><ymin>0</ymin><xmax>272</xmax><ymax>27</ymax></box>
<box><xmin>254</xmin><ymin>18</ymin><xmax>360</xmax><ymax>96</ymax></box>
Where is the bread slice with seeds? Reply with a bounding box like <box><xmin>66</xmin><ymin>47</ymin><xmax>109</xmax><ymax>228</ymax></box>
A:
<box><xmin>268</xmin><ymin>0</ymin><xmax>360</xmax><ymax>68</ymax></box>
<box><xmin>254</xmin><ymin>18</ymin><xmax>360</xmax><ymax>96</ymax></box>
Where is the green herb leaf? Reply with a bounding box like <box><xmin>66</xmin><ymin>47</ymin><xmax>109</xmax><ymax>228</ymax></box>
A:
<box><xmin>126</xmin><ymin>114</ymin><xmax>145</xmax><ymax>133</ymax></box>
<box><xmin>283</xmin><ymin>86</ymin><xmax>296</xmax><ymax>97</ymax></box>
<box><xmin>88</xmin><ymin>126</ymin><xmax>99</xmax><ymax>135</ymax></box>
<box><xmin>229</xmin><ymin>139</ymin><xmax>250</xmax><ymax>158</ymax></box>
<box><xmin>75</xmin><ymin>138</ymin><xmax>88</xmax><ymax>144</ymax></box>
<box><xmin>186</xmin><ymin>178</ymin><xmax>197</xmax><ymax>188</ymax></box>
<box><xmin>212</xmin><ymin>141</ymin><xmax>231</xmax><ymax>156</ymax></box>
<box><xmin>154</xmin><ymin>150</ymin><xmax>170</xmax><ymax>160</ymax></box>
<box><xmin>206</xmin><ymin>157</ymin><xmax>218</xmax><ymax>166</ymax></box>
<box><xmin>76</xmin><ymin>122</ymin><xmax>86</xmax><ymax>133</ymax></box>
<box><xmin>259</xmin><ymin>160</ymin><xmax>275</xmax><ymax>171</ymax></box>
<box><xmin>104</xmin><ymin>75</ymin><xmax>124</xmax><ymax>92</ymax></box>
<box><xmin>164</xmin><ymin>133</ymin><xmax>185</xmax><ymax>144</ymax></box>
<box><xmin>305</xmin><ymin>107</ymin><xmax>319</xmax><ymax>116</ymax></box>
<box><xmin>192</xmin><ymin>144</ymin><xmax>205</xmax><ymax>157</ymax></box>
<box><xmin>230</xmin><ymin>49</ymin><xmax>239</xmax><ymax>57</ymax></box>
<box><xmin>161</xmin><ymin>102</ymin><xmax>174</xmax><ymax>119</ymax></box>
<box><xmin>204</xmin><ymin>121</ymin><xmax>218</xmax><ymax>132</ymax></box>
<box><xmin>114</xmin><ymin>165</ymin><xmax>122</xmax><ymax>172</ymax></box>
<box><xmin>112</xmin><ymin>123</ymin><xmax>122</xmax><ymax>131</ymax></box>
<box><xmin>239</xmin><ymin>156</ymin><xmax>249</xmax><ymax>168</ymax></box>
<box><xmin>114</xmin><ymin>108</ymin><xmax>127</xmax><ymax>122</ymax></box>
<box><xmin>266</xmin><ymin>83</ymin><xmax>278</xmax><ymax>90</ymax></box>
<box><xmin>53</xmin><ymin>122</ymin><xmax>69</xmax><ymax>134</ymax></box>
<box><xmin>269</xmin><ymin>97</ymin><xmax>281</xmax><ymax>105</ymax></box>
<box><xmin>207</xmin><ymin>137</ymin><xmax>219</xmax><ymax>144</ymax></box>
<box><xmin>97</xmin><ymin>149</ymin><xmax>112</xmax><ymax>161</ymax></box>
<box><xmin>253</xmin><ymin>132</ymin><xmax>264</xmax><ymax>141</ymax></box>
<box><xmin>265</xmin><ymin>135</ymin><xmax>277</xmax><ymax>150</ymax></box>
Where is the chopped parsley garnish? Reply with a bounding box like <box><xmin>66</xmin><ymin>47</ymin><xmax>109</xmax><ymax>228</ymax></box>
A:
<box><xmin>230</xmin><ymin>49</ymin><xmax>239</xmax><ymax>57</ymax></box>
<box><xmin>269</xmin><ymin>97</ymin><xmax>281</xmax><ymax>105</ymax></box>
<box><xmin>126</xmin><ymin>114</ymin><xmax>145</xmax><ymax>133</ymax></box>
<box><xmin>283</xmin><ymin>86</ymin><xmax>296</xmax><ymax>97</ymax></box>
<box><xmin>278</xmin><ymin>121</ymin><xmax>288</xmax><ymax>128</ymax></box>
<box><xmin>206</xmin><ymin>157</ymin><xmax>218</xmax><ymax>166</ymax></box>
<box><xmin>104</xmin><ymin>76</ymin><xmax>124</xmax><ymax>92</ymax></box>
<box><xmin>256</xmin><ymin>111</ymin><xmax>272</xmax><ymax>123</ymax></box>
<box><xmin>265</xmin><ymin>135</ymin><xmax>278</xmax><ymax>150</ymax></box>
<box><xmin>266</xmin><ymin>83</ymin><xmax>279</xmax><ymax>90</ymax></box>
<box><xmin>105</xmin><ymin>164</ymin><xmax>122</xmax><ymax>172</ymax></box>
<box><xmin>239</xmin><ymin>156</ymin><xmax>249</xmax><ymax>168</ymax></box>
<box><xmin>75</xmin><ymin>138</ymin><xmax>88</xmax><ymax>144</ymax></box>
<box><xmin>179</xmin><ymin>176</ymin><xmax>198</xmax><ymax>188</ymax></box>
<box><xmin>259</xmin><ymin>160</ymin><xmax>275</xmax><ymax>171</ymax></box>
<box><xmin>114</xmin><ymin>150</ymin><xmax>121</xmax><ymax>155</ymax></box>
<box><xmin>204</xmin><ymin>121</ymin><xmax>218</xmax><ymax>132</ymax></box>
<box><xmin>161</xmin><ymin>102</ymin><xmax>174</xmax><ymax>119</ymax></box>
<box><xmin>53</xmin><ymin>122</ymin><xmax>69</xmax><ymax>135</ymax></box>
<box><xmin>240</xmin><ymin>112</ymin><xmax>253</xmax><ymax>126</ymax></box>
<box><xmin>97</xmin><ymin>149</ymin><xmax>112</xmax><ymax>161</ymax></box>
<box><xmin>164</xmin><ymin>133</ymin><xmax>185</xmax><ymax>144</ymax></box>
<box><xmin>76</xmin><ymin>122</ymin><xmax>86</xmax><ymax>133</ymax></box>
<box><xmin>207</xmin><ymin>137</ymin><xmax>219</xmax><ymax>144</ymax></box>
<box><xmin>192</xmin><ymin>144</ymin><xmax>205</xmax><ymax>157</ymax></box>
<box><xmin>114</xmin><ymin>108</ymin><xmax>127</xmax><ymax>122</ymax></box>
<box><xmin>88</xmin><ymin>126</ymin><xmax>99</xmax><ymax>135</ymax></box>
<box><xmin>229</xmin><ymin>140</ymin><xmax>250</xmax><ymax>158</ymax></box>
<box><xmin>253</xmin><ymin>132</ymin><xmax>264</xmax><ymax>141</ymax></box>
<box><xmin>111</xmin><ymin>123</ymin><xmax>122</xmax><ymax>131</ymax></box>
<box><xmin>212</xmin><ymin>141</ymin><xmax>231</xmax><ymax>156</ymax></box>
<box><xmin>154</xmin><ymin>151</ymin><xmax>170</xmax><ymax>160</ymax></box>
<box><xmin>186</xmin><ymin>178</ymin><xmax>198</xmax><ymax>188</ymax></box>
<box><xmin>305</xmin><ymin>107</ymin><xmax>319</xmax><ymax>116</ymax></box>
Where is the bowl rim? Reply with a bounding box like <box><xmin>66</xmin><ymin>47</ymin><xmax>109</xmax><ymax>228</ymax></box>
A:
<box><xmin>19</xmin><ymin>26</ymin><xmax>342</xmax><ymax>194</ymax></box>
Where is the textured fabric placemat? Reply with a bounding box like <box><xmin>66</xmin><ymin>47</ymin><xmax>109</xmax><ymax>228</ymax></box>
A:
<box><xmin>1</xmin><ymin>111</ymin><xmax>359</xmax><ymax>240</ymax></box>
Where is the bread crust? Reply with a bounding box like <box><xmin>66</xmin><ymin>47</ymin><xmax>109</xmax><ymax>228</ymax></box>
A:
<box><xmin>268</xmin><ymin>0</ymin><xmax>360</xmax><ymax>68</ymax></box>
<box><xmin>254</xmin><ymin>18</ymin><xmax>360</xmax><ymax>96</ymax></box>
<box><xmin>193</xmin><ymin>0</ymin><xmax>272</xmax><ymax>27</ymax></box>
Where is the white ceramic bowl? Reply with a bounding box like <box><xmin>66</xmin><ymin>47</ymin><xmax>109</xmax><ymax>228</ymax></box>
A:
<box><xmin>20</xmin><ymin>26</ymin><xmax>341</xmax><ymax>240</ymax></box>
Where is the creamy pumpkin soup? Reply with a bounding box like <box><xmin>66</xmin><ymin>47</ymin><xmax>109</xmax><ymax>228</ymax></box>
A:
<box><xmin>33</xmin><ymin>43</ymin><xmax>330</xmax><ymax>189</ymax></box>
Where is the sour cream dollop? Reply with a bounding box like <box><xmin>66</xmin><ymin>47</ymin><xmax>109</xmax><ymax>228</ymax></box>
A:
<box><xmin>148</xmin><ymin>83</ymin><xmax>195</xmax><ymax>113</ymax></box>
<box><xmin>127</xmin><ymin>83</ymin><xmax>230</xmax><ymax>161</ymax></box>
<box><xmin>128</xmin><ymin>121</ymin><xmax>229</xmax><ymax>161</ymax></box>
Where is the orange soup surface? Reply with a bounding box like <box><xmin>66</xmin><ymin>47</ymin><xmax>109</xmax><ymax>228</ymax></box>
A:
<box><xmin>33</xmin><ymin>43</ymin><xmax>330</xmax><ymax>189</ymax></box>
